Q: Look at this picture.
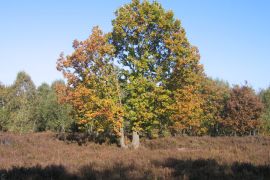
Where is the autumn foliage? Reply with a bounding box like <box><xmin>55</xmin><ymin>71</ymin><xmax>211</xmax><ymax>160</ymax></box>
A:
<box><xmin>57</xmin><ymin>27</ymin><xmax>124</xmax><ymax>141</ymax></box>
<box><xmin>223</xmin><ymin>85</ymin><xmax>263</xmax><ymax>136</ymax></box>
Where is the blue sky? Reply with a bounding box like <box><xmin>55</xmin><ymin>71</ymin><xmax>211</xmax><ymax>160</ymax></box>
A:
<box><xmin>0</xmin><ymin>0</ymin><xmax>269</xmax><ymax>90</ymax></box>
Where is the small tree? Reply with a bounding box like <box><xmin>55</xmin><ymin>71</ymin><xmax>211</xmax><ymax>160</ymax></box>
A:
<box><xmin>200</xmin><ymin>78</ymin><xmax>230</xmax><ymax>136</ymax></box>
<box><xmin>259</xmin><ymin>87</ymin><xmax>270</xmax><ymax>134</ymax></box>
<box><xmin>0</xmin><ymin>83</ymin><xmax>8</xmax><ymax>131</ymax></box>
<box><xmin>57</xmin><ymin>27</ymin><xmax>125</xmax><ymax>145</ymax></box>
<box><xmin>171</xmin><ymin>85</ymin><xmax>204</xmax><ymax>135</ymax></box>
<box><xmin>223</xmin><ymin>85</ymin><xmax>263</xmax><ymax>136</ymax></box>
<box><xmin>7</xmin><ymin>72</ymin><xmax>37</xmax><ymax>133</ymax></box>
<box><xmin>36</xmin><ymin>81</ymin><xmax>74</xmax><ymax>132</ymax></box>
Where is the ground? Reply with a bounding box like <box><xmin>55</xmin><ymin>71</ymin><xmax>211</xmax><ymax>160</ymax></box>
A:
<box><xmin>0</xmin><ymin>132</ymin><xmax>270</xmax><ymax>180</ymax></box>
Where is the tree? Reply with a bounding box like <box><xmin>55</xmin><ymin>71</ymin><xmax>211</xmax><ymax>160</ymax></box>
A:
<box><xmin>164</xmin><ymin>29</ymin><xmax>205</xmax><ymax>136</ymax></box>
<box><xmin>223</xmin><ymin>85</ymin><xmax>263</xmax><ymax>136</ymax></box>
<box><xmin>111</xmin><ymin>0</ymin><xmax>204</xmax><ymax>146</ymax></box>
<box><xmin>35</xmin><ymin>81</ymin><xmax>74</xmax><ymax>132</ymax></box>
<box><xmin>36</xmin><ymin>83</ymin><xmax>51</xmax><ymax>131</ymax></box>
<box><xmin>123</xmin><ymin>76</ymin><xmax>172</xmax><ymax>139</ymax></box>
<box><xmin>6</xmin><ymin>72</ymin><xmax>37</xmax><ymax>133</ymax></box>
<box><xmin>57</xmin><ymin>27</ymin><xmax>125</xmax><ymax>145</ymax></box>
<box><xmin>0</xmin><ymin>83</ymin><xmax>9</xmax><ymax>131</ymax></box>
<box><xmin>259</xmin><ymin>87</ymin><xmax>270</xmax><ymax>134</ymax></box>
<box><xmin>200</xmin><ymin>78</ymin><xmax>230</xmax><ymax>135</ymax></box>
<box><xmin>170</xmin><ymin>85</ymin><xmax>204</xmax><ymax>135</ymax></box>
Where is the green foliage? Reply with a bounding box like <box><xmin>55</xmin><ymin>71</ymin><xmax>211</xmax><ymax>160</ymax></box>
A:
<box><xmin>200</xmin><ymin>77</ymin><xmax>230</xmax><ymax>135</ymax></box>
<box><xmin>259</xmin><ymin>87</ymin><xmax>270</xmax><ymax>134</ymax></box>
<box><xmin>0</xmin><ymin>73</ymin><xmax>74</xmax><ymax>133</ymax></box>
<box><xmin>111</xmin><ymin>0</ymin><xmax>194</xmax><ymax>136</ymax></box>
<box><xmin>6</xmin><ymin>72</ymin><xmax>37</xmax><ymax>133</ymax></box>
<box><xmin>112</xmin><ymin>0</ymin><xmax>182</xmax><ymax>80</ymax></box>
<box><xmin>261</xmin><ymin>111</ymin><xmax>270</xmax><ymax>134</ymax></box>
<box><xmin>35</xmin><ymin>81</ymin><xmax>74</xmax><ymax>132</ymax></box>
<box><xmin>0</xmin><ymin>83</ymin><xmax>8</xmax><ymax>131</ymax></box>
<box><xmin>123</xmin><ymin>75</ymin><xmax>172</xmax><ymax>137</ymax></box>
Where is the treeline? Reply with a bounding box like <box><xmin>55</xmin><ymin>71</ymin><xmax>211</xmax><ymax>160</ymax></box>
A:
<box><xmin>1</xmin><ymin>0</ymin><xmax>270</xmax><ymax>148</ymax></box>
<box><xmin>0</xmin><ymin>72</ymin><xmax>74</xmax><ymax>133</ymax></box>
<box><xmin>0</xmin><ymin>71</ymin><xmax>269</xmax><ymax>138</ymax></box>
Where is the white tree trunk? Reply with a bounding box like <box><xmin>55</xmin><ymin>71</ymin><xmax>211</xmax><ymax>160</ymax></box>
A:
<box><xmin>131</xmin><ymin>131</ymin><xmax>140</xmax><ymax>149</ymax></box>
<box><xmin>119</xmin><ymin>127</ymin><xmax>127</xmax><ymax>148</ymax></box>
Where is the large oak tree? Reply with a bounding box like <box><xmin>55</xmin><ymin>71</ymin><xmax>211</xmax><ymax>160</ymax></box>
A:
<box><xmin>111</xmin><ymin>0</ymin><xmax>205</xmax><ymax>145</ymax></box>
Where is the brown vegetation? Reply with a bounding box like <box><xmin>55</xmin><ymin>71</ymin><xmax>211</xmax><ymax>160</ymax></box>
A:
<box><xmin>0</xmin><ymin>132</ymin><xmax>270</xmax><ymax>179</ymax></box>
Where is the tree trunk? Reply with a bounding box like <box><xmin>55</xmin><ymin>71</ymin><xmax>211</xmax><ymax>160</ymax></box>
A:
<box><xmin>132</xmin><ymin>131</ymin><xmax>140</xmax><ymax>149</ymax></box>
<box><xmin>253</xmin><ymin>129</ymin><xmax>256</xmax><ymax>136</ymax></box>
<box><xmin>119</xmin><ymin>127</ymin><xmax>127</xmax><ymax>148</ymax></box>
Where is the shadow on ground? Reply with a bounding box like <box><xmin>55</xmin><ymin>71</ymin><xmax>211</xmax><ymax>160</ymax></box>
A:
<box><xmin>0</xmin><ymin>159</ymin><xmax>269</xmax><ymax>180</ymax></box>
<box><xmin>157</xmin><ymin>158</ymin><xmax>270</xmax><ymax>180</ymax></box>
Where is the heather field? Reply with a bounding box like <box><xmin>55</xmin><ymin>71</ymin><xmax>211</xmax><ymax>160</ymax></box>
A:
<box><xmin>0</xmin><ymin>132</ymin><xmax>270</xmax><ymax>180</ymax></box>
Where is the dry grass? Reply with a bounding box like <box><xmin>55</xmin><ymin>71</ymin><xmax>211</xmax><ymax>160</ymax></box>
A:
<box><xmin>0</xmin><ymin>132</ymin><xmax>270</xmax><ymax>180</ymax></box>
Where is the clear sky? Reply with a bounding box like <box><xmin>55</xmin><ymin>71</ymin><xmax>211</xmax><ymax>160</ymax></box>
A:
<box><xmin>0</xmin><ymin>0</ymin><xmax>269</xmax><ymax>90</ymax></box>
